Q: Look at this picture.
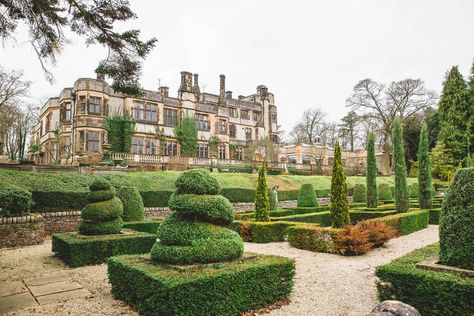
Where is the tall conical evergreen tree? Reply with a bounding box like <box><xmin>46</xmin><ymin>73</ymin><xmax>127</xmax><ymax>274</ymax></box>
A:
<box><xmin>418</xmin><ymin>122</ymin><xmax>433</xmax><ymax>209</ymax></box>
<box><xmin>393</xmin><ymin>117</ymin><xmax>410</xmax><ymax>213</ymax></box>
<box><xmin>438</xmin><ymin>66</ymin><xmax>471</xmax><ymax>165</ymax></box>
<box><xmin>468</xmin><ymin>59</ymin><xmax>474</xmax><ymax>155</ymax></box>
<box><xmin>254</xmin><ymin>163</ymin><xmax>270</xmax><ymax>222</ymax></box>
<box><xmin>366</xmin><ymin>132</ymin><xmax>378</xmax><ymax>208</ymax></box>
<box><xmin>330</xmin><ymin>140</ymin><xmax>350</xmax><ymax>228</ymax></box>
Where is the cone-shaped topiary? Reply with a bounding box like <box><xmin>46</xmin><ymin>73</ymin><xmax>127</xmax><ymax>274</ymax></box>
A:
<box><xmin>366</xmin><ymin>132</ymin><xmax>378</xmax><ymax>208</ymax></box>
<box><xmin>409</xmin><ymin>183</ymin><xmax>419</xmax><ymax>199</ymax></box>
<box><xmin>418</xmin><ymin>122</ymin><xmax>433</xmax><ymax>209</ymax></box>
<box><xmin>378</xmin><ymin>183</ymin><xmax>393</xmax><ymax>201</ymax></box>
<box><xmin>117</xmin><ymin>186</ymin><xmax>145</xmax><ymax>222</ymax></box>
<box><xmin>79</xmin><ymin>178</ymin><xmax>123</xmax><ymax>235</ymax></box>
<box><xmin>392</xmin><ymin>117</ymin><xmax>410</xmax><ymax>212</ymax></box>
<box><xmin>439</xmin><ymin>168</ymin><xmax>474</xmax><ymax>269</ymax></box>
<box><xmin>352</xmin><ymin>184</ymin><xmax>367</xmax><ymax>203</ymax></box>
<box><xmin>151</xmin><ymin>169</ymin><xmax>243</xmax><ymax>264</ymax></box>
<box><xmin>268</xmin><ymin>188</ymin><xmax>278</xmax><ymax>211</ymax></box>
<box><xmin>297</xmin><ymin>184</ymin><xmax>318</xmax><ymax>207</ymax></box>
<box><xmin>255</xmin><ymin>164</ymin><xmax>270</xmax><ymax>222</ymax></box>
<box><xmin>330</xmin><ymin>140</ymin><xmax>350</xmax><ymax>228</ymax></box>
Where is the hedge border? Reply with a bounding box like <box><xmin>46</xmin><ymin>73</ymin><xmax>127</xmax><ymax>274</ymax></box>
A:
<box><xmin>108</xmin><ymin>253</ymin><xmax>295</xmax><ymax>316</ymax></box>
<box><xmin>52</xmin><ymin>229</ymin><xmax>156</xmax><ymax>267</ymax></box>
<box><xmin>122</xmin><ymin>220</ymin><xmax>161</xmax><ymax>234</ymax></box>
<box><xmin>376</xmin><ymin>243</ymin><xmax>474</xmax><ymax>316</ymax></box>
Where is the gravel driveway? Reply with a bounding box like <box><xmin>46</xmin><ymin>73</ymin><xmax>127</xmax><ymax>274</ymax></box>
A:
<box><xmin>0</xmin><ymin>225</ymin><xmax>439</xmax><ymax>316</ymax></box>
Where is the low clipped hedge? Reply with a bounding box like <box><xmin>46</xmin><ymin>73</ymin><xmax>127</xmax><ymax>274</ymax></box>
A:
<box><xmin>52</xmin><ymin>230</ymin><xmax>156</xmax><ymax>267</ymax></box>
<box><xmin>229</xmin><ymin>221</ymin><xmax>299</xmax><ymax>243</ymax></box>
<box><xmin>376</xmin><ymin>243</ymin><xmax>474</xmax><ymax>316</ymax></box>
<box><xmin>429</xmin><ymin>208</ymin><xmax>441</xmax><ymax>225</ymax></box>
<box><xmin>287</xmin><ymin>226</ymin><xmax>342</xmax><ymax>253</ymax></box>
<box><xmin>108</xmin><ymin>253</ymin><xmax>295</xmax><ymax>316</ymax></box>
<box><xmin>0</xmin><ymin>182</ymin><xmax>33</xmax><ymax>217</ymax></box>
<box><xmin>122</xmin><ymin>220</ymin><xmax>161</xmax><ymax>234</ymax></box>
<box><xmin>366</xmin><ymin>209</ymin><xmax>429</xmax><ymax>235</ymax></box>
<box><xmin>272</xmin><ymin>210</ymin><xmax>397</xmax><ymax>226</ymax></box>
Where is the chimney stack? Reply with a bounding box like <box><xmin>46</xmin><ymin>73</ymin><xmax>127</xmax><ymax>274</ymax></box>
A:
<box><xmin>219</xmin><ymin>74</ymin><xmax>226</xmax><ymax>102</ymax></box>
<box><xmin>159</xmin><ymin>86</ymin><xmax>169</xmax><ymax>97</ymax></box>
<box><xmin>193</xmin><ymin>73</ymin><xmax>200</xmax><ymax>95</ymax></box>
<box><xmin>96</xmin><ymin>71</ymin><xmax>105</xmax><ymax>82</ymax></box>
<box><xmin>179</xmin><ymin>71</ymin><xmax>193</xmax><ymax>92</ymax></box>
<box><xmin>225</xmin><ymin>91</ymin><xmax>232</xmax><ymax>99</ymax></box>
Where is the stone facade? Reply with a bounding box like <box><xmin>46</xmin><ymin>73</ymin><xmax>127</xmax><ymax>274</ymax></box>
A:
<box><xmin>30</xmin><ymin>72</ymin><xmax>278</xmax><ymax>164</ymax></box>
<box><xmin>279</xmin><ymin>142</ymin><xmax>389</xmax><ymax>175</ymax></box>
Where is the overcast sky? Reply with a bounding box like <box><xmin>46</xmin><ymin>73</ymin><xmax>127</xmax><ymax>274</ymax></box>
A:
<box><xmin>1</xmin><ymin>0</ymin><xmax>474</xmax><ymax>134</ymax></box>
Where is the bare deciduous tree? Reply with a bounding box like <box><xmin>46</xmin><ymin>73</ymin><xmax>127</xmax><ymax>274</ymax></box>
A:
<box><xmin>291</xmin><ymin>108</ymin><xmax>330</xmax><ymax>144</ymax></box>
<box><xmin>346</xmin><ymin>78</ymin><xmax>437</xmax><ymax>172</ymax></box>
<box><xmin>0</xmin><ymin>67</ymin><xmax>30</xmax><ymax>110</ymax></box>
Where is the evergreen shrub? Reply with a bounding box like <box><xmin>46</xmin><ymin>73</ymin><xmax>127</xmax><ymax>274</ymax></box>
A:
<box><xmin>330</xmin><ymin>141</ymin><xmax>350</xmax><ymax>228</ymax></box>
<box><xmin>117</xmin><ymin>186</ymin><xmax>145</xmax><ymax>222</ymax></box>
<box><xmin>297</xmin><ymin>184</ymin><xmax>318</xmax><ymax>207</ymax></box>
<box><xmin>79</xmin><ymin>178</ymin><xmax>123</xmax><ymax>235</ymax></box>
<box><xmin>439</xmin><ymin>168</ymin><xmax>474</xmax><ymax>269</ymax></box>
<box><xmin>378</xmin><ymin>183</ymin><xmax>393</xmax><ymax>200</ymax></box>
<box><xmin>254</xmin><ymin>164</ymin><xmax>270</xmax><ymax>222</ymax></box>
<box><xmin>151</xmin><ymin>169</ymin><xmax>244</xmax><ymax>264</ymax></box>
<box><xmin>366</xmin><ymin>132</ymin><xmax>378</xmax><ymax>207</ymax></box>
<box><xmin>352</xmin><ymin>184</ymin><xmax>367</xmax><ymax>203</ymax></box>
<box><xmin>0</xmin><ymin>184</ymin><xmax>33</xmax><ymax>217</ymax></box>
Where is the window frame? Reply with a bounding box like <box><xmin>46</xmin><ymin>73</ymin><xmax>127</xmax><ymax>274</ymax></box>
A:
<box><xmin>89</xmin><ymin>96</ymin><xmax>101</xmax><ymax>115</ymax></box>
<box><xmin>163</xmin><ymin>108</ymin><xmax>178</xmax><ymax>127</ymax></box>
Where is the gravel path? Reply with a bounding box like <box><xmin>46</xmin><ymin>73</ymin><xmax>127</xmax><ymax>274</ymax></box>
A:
<box><xmin>0</xmin><ymin>226</ymin><xmax>439</xmax><ymax>316</ymax></box>
<box><xmin>246</xmin><ymin>225</ymin><xmax>439</xmax><ymax>316</ymax></box>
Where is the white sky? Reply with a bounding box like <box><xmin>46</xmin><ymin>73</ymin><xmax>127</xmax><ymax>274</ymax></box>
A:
<box><xmin>1</xmin><ymin>0</ymin><xmax>474</xmax><ymax>133</ymax></box>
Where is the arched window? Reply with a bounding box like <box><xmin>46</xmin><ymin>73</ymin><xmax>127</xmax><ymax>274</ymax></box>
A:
<box><xmin>236</xmin><ymin>147</ymin><xmax>244</xmax><ymax>161</ymax></box>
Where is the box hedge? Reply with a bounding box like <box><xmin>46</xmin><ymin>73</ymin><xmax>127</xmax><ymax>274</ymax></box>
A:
<box><xmin>376</xmin><ymin>243</ymin><xmax>474</xmax><ymax>316</ymax></box>
<box><xmin>229</xmin><ymin>221</ymin><xmax>299</xmax><ymax>243</ymax></box>
<box><xmin>287</xmin><ymin>226</ymin><xmax>342</xmax><ymax>253</ymax></box>
<box><xmin>52</xmin><ymin>230</ymin><xmax>156</xmax><ymax>267</ymax></box>
<box><xmin>366</xmin><ymin>209</ymin><xmax>429</xmax><ymax>235</ymax></box>
<box><xmin>108</xmin><ymin>254</ymin><xmax>295</xmax><ymax>316</ymax></box>
<box><xmin>122</xmin><ymin>220</ymin><xmax>161</xmax><ymax>234</ymax></box>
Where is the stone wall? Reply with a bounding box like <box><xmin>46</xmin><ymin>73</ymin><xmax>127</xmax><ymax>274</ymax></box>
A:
<box><xmin>145</xmin><ymin>207</ymin><xmax>171</xmax><ymax>219</ymax></box>
<box><xmin>0</xmin><ymin>215</ymin><xmax>45</xmax><ymax>248</ymax></box>
<box><xmin>42</xmin><ymin>211</ymin><xmax>81</xmax><ymax>235</ymax></box>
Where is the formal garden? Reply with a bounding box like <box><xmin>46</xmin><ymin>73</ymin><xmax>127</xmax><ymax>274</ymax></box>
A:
<box><xmin>0</xmin><ymin>117</ymin><xmax>472</xmax><ymax>316</ymax></box>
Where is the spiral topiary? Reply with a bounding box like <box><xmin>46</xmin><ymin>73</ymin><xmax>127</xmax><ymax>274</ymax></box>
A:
<box><xmin>117</xmin><ymin>186</ymin><xmax>145</xmax><ymax>222</ymax></box>
<box><xmin>297</xmin><ymin>183</ymin><xmax>318</xmax><ymax>207</ymax></box>
<box><xmin>151</xmin><ymin>169</ymin><xmax>243</xmax><ymax>264</ymax></box>
<box><xmin>79</xmin><ymin>178</ymin><xmax>123</xmax><ymax>235</ymax></box>
<box><xmin>352</xmin><ymin>184</ymin><xmax>367</xmax><ymax>203</ymax></box>
<box><xmin>377</xmin><ymin>183</ymin><xmax>393</xmax><ymax>201</ymax></box>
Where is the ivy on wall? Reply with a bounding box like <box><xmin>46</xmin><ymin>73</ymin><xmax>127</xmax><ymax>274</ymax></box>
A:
<box><xmin>106</xmin><ymin>115</ymin><xmax>136</xmax><ymax>153</ymax></box>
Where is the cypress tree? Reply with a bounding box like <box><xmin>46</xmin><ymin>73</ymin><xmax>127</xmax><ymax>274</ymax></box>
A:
<box><xmin>254</xmin><ymin>163</ymin><xmax>270</xmax><ymax>222</ymax></box>
<box><xmin>392</xmin><ymin>117</ymin><xmax>410</xmax><ymax>212</ymax></box>
<box><xmin>366</xmin><ymin>132</ymin><xmax>378</xmax><ymax>208</ymax></box>
<box><xmin>438</xmin><ymin>66</ymin><xmax>471</xmax><ymax>165</ymax></box>
<box><xmin>330</xmin><ymin>140</ymin><xmax>350</xmax><ymax>228</ymax></box>
<box><xmin>417</xmin><ymin>122</ymin><xmax>433</xmax><ymax>209</ymax></box>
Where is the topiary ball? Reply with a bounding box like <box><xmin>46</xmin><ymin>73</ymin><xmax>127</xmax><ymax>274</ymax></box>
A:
<box><xmin>439</xmin><ymin>168</ymin><xmax>474</xmax><ymax>269</ymax></box>
<box><xmin>378</xmin><ymin>183</ymin><xmax>393</xmax><ymax>201</ymax></box>
<box><xmin>117</xmin><ymin>186</ymin><xmax>145</xmax><ymax>222</ymax></box>
<box><xmin>89</xmin><ymin>178</ymin><xmax>112</xmax><ymax>191</ymax></box>
<box><xmin>174</xmin><ymin>169</ymin><xmax>220</xmax><ymax>195</ymax></box>
<box><xmin>409</xmin><ymin>183</ymin><xmax>419</xmax><ymax>199</ymax></box>
<box><xmin>352</xmin><ymin>184</ymin><xmax>367</xmax><ymax>203</ymax></box>
<box><xmin>297</xmin><ymin>183</ymin><xmax>318</xmax><ymax>207</ymax></box>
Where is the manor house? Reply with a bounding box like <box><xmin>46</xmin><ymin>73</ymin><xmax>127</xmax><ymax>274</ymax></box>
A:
<box><xmin>30</xmin><ymin>72</ymin><xmax>279</xmax><ymax>164</ymax></box>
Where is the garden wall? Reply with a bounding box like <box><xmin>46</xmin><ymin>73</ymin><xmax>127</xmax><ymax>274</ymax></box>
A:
<box><xmin>0</xmin><ymin>215</ymin><xmax>45</xmax><ymax>248</ymax></box>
